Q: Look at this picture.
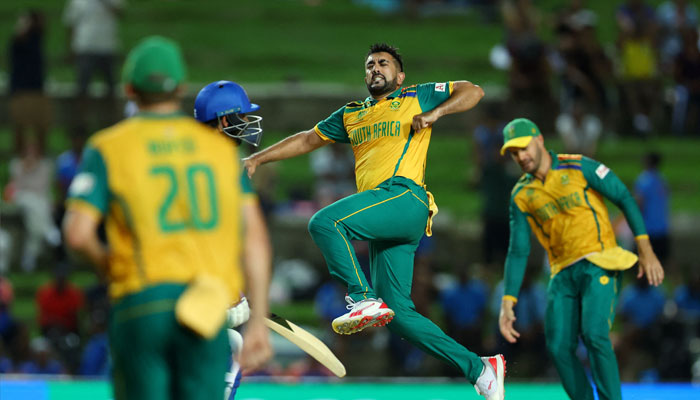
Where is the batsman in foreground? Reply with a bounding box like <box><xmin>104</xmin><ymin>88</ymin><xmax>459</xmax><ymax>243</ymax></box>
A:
<box><xmin>498</xmin><ymin>118</ymin><xmax>665</xmax><ymax>400</ymax></box>
<box><xmin>244</xmin><ymin>43</ymin><xmax>505</xmax><ymax>399</ymax></box>
<box><xmin>62</xmin><ymin>37</ymin><xmax>271</xmax><ymax>400</ymax></box>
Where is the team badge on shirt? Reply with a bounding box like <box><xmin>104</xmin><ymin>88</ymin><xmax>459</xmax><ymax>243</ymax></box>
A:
<box><xmin>561</xmin><ymin>174</ymin><xmax>569</xmax><ymax>185</ymax></box>
<box><xmin>390</xmin><ymin>100</ymin><xmax>401</xmax><ymax>110</ymax></box>
<box><xmin>435</xmin><ymin>82</ymin><xmax>446</xmax><ymax>92</ymax></box>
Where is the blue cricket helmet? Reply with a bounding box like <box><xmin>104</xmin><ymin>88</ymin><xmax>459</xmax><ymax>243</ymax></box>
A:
<box><xmin>194</xmin><ymin>80</ymin><xmax>263</xmax><ymax>146</ymax></box>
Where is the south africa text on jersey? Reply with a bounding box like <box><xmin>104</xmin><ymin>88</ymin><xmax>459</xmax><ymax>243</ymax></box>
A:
<box><xmin>349</xmin><ymin>120</ymin><xmax>402</xmax><ymax>146</ymax></box>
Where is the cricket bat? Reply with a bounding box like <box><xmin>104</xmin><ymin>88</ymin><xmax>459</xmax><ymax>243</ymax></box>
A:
<box><xmin>265</xmin><ymin>314</ymin><xmax>346</xmax><ymax>378</ymax></box>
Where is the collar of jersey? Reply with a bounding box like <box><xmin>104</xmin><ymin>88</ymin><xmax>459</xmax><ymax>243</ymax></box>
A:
<box><xmin>364</xmin><ymin>86</ymin><xmax>403</xmax><ymax>105</ymax></box>
<box><xmin>135</xmin><ymin>110</ymin><xmax>188</xmax><ymax>119</ymax></box>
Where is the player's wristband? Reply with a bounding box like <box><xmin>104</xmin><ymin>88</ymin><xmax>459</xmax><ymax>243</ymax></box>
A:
<box><xmin>634</xmin><ymin>234</ymin><xmax>649</xmax><ymax>241</ymax></box>
<box><xmin>502</xmin><ymin>295</ymin><xmax>518</xmax><ymax>305</ymax></box>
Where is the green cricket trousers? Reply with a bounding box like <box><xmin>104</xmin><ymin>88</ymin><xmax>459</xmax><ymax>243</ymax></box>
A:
<box><xmin>109</xmin><ymin>284</ymin><xmax>229</xmax><ymax>400</ymax></box>
<box><xmin>308</xmin><ymin>176</ymin><xmax>483</xmax><ymax>383</ymax></box>
<box><xmin>546</xmin><ymin>260</ymin><xmax>623</xmax><ymax>400</ymax></box>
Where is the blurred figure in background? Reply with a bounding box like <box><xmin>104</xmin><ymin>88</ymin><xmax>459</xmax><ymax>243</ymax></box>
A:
<box><xmin>616</xmin><ymin>276</ymin><xmax>666</xmax><ymax>381</ymax></box>
<box><xmin>656</xmin><ymin>0</ymin><xmax>699</xmax><ymax>73</ymax></box>
<box><xmin>440</xmin><ymin>265</ymin><xmax>489</xmax><ymax>363</ymax></box>
<box><xmin>555</xmin><ymin>99</ymin><xmax>602</xmax><ymax>157</ymax></box>
<box><xmin>36</xmin><ymin>263</ymin><xmax>84</xmax><ymax>338</ymax></box>
<box><xmin>310</xmin><ymin>143</ymin><xmax>356</xmax><ymax>208</ymax></box>
<box><xmin>616</xmin><ymin>0</ymin><xmax>659</xmax><ymax>135</ymax></box>
<box><xmin>671</xmin><ymin>27</ymin><xmax>700</xmax><ymax>136</ymax></box>
<box><xmin>634</xmin><ymin>152</ymin><xmax>671</xmax><ymax>267</ymax></box>
<box><xmin>554</xmin><ymin>8</ymin><xmax>614</xmax><ymax>130</ymax></box>
<box><xmin>8</xmin><ymin>140</ymin><xmax>61</xmax><ymax>272</ymax></box>
<box><xmin>8</xmin><ymin>9</ymin><xmax>52</xmax><ymax>156</ymax></box>
<box><xmin>18</xmin><ymin>336</ymin><xmax>66</xmax><ymax>374</ymax></box>
<box><xmin>501</xmin><ymin>0</ymin><xmax>552</xmax><ymax>122</ymax></box>
<box><xmin>0</xmin><ymin>277</ymin><xmax>17</xmax><ymax>349</ymax></box>
<box><xmin>36</xmin><ymin>262</ymin><xmax>84</xmax><ymax>373</ymax></box>
<box><xmin>63</xmin><ymin>0</ymin><xmax>124</xmax><ymax>125</ymax></box>
<box><xmin>472</xmin><ymin>103</ymin><xmax>517</xmax><ymax>267</ymax></box>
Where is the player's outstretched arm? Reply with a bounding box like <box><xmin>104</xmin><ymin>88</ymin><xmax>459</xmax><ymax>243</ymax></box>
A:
<box><xmin>411</xmin><ymin>80</ymin><xmax>484</xmax><ymax>131</ymax></box>
<box><xmin>243</xmin><ymin>128</ymin><xmax>327</xmax><ymax>177</ymax></box>
<box><xmin>635</xmin><ymin>236</ymin><xmax>665</xmax><ymax>286</ymax></box>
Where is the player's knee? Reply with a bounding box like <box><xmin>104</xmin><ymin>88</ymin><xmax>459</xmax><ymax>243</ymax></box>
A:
<box><xmin>545</xmin><ymin>337</ymin><xmax>576</xmax><ymax>360</ymax></box>
<box><xmin>308</xmin><ymin>210</ymin><xmax>334</xmax><ymax>238</ymax></box>
<box><xmin>580</xmin><ymin>327</ymin><xmax>611</xmax><ymax>350</ymax></box>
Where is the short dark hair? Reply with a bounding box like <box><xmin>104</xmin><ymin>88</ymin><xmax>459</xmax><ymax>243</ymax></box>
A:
<box><xmin>132</xmin><ymin>88</ymin><xmax>179</xmax><ymax>106</ymax></box>
<box><xmin>367</xmin><ymin>43</ymin><xmax>403</xmax><ymax>72</ymax></box>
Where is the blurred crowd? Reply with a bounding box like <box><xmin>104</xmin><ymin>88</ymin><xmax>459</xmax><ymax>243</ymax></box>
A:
<box><xmin>497</xmin><ymin>0</ymin><xmax>700</xmax><ymax>140</ymax></box>
<box><xmin>1</xmin><ymin>0</ymin><xmax>700</xmax><ymax>385</ymax></box>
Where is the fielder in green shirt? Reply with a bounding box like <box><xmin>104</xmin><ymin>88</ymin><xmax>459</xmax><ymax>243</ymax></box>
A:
<box><xmin>498</xmin><ymin>118</ymin><xmax>664</xmax><ymax>400</ymax></box>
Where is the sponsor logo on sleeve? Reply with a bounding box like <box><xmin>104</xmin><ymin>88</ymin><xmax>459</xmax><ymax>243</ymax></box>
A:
<box><xmin>595</xmin><ymin>164</ymin><xmax>610</xmax><ymax>179</ymax></box>
<box><xmin>68</xmin><ymin>173</ymin><xmax>96</xmax><ymax>196</ymax></box>
<box><xmin>435</xmin><ymin>82</ymin><xmax>446</xmax><ymax>92</ymax></box>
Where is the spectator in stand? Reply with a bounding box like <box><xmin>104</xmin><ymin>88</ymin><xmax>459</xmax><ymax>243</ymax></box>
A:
<box><xmin>634</xmin><ymin>152</ymin><xmax>671</xmax><ymax>266</ymax></box>
<box><xmin>36</xmin><ymin>262</ymin><xmax>84</xmax><ymax>337</ymax></box>
<box><xmin>472</xmin><ymin>103</ymin><xmax>518</xmax><ymax>267</ymax></box>
<box><xmin>62</xmin><ymin>0</ymin><xmax>124</xmax><ymax>125</ymax></box>
<box><xmin>616</xmin><ymin>277</ymin><xmax>666</xmax><ymax>380</ymax></box>
<box><xmin>8</xmin><ymin>140</ymin><xmax>61</xmax><ymax>272</ymax></box>
<box><xmin>554</xmin><ymin>9</ymin><xmax>614</xmax><ymax>126</ymax></box>
<box><xmin>555</xmin><ymin>99</ymin><xmax>602</xmax><ymax>157</ymax></box>
<box><xmin>79</xmin><ymin>305</ymin><xmax>110</xmax><ymax>376</ymax></box>
<box><xmin>439</xmin><ymin>265</ymin><xmax>489</xmax><ymax>359</ymax></box>
<box><xmin>0</xmin><ymin>277</ymin><xmax>17</xmax><ymax>348</ymax></box>
<box><xmin>310</xmin><ymin>143</ymin><xmax>356</xmax><ymax>208</ymax></box>
<box><xmin>501</xmin><ymin>0</ymin><xmax>552</xmax><ymax>121</ymax></box>
<box><xmin>656</xmin><ymin>0</ymin><xmax>699</xmax><ymax>73</ymax></box>
<box><xmin>7</xmin><ymin>9</ymin><xmax>52</xmax><ymax>156</ymax></box>
<box><xmin>616</xmin><ymin>0</ymin><xmax>659</xmax><ymax>135</ymax></box>
<box><xmin>56</xmin><ymin>126</ymin><xmax>88</xmax><ymax>202</ymax></box>
<box><xmin>673</xmin><ymin>266</ymin><xmax>700</xmax><ymax>319</ymax></box>
<box><xmin>17</xmin><ymin>336</ymin><xmax>65</xmax><ymax>374</ymax></box>
<box><xmin>671</xmin><ymin>28</ymin><xmax>700</xmax><ymax>135</ymax></box>
<box><xmin>3</xmin><ymin>322</ymin><xmax>32</xmax><ymax>373</ymax></box>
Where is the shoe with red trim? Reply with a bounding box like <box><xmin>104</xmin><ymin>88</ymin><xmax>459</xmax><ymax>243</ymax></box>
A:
<box><xmin>331</xmin><ymin>296</ymin><xmax>395</xmax><ymax>335</ymax></box>
<box><xmin>474</xmin><ymin>354</ymin><xmax>506</xmax><ymax>400</ymax></box>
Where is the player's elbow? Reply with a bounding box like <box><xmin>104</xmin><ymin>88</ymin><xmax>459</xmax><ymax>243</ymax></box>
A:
<box><xmin>474</xmin><ymin>84</ymin><xmax>485</xmax><ymax>100</ymax></box>
<box><xmin>62</xmin><ymin>214</ymin><xmax>93</xmax><ymax>252</ymax></box>
<box><xmin>63</xmin><ymin>225</ymin><xmax>89</xmax><ymax>252</ymax></box>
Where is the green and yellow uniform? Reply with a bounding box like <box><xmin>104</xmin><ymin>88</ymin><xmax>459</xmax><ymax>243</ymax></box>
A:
<box><xmin>67</xmin><ymin>112</ymin><xmax>241</xmax><ymax>400</ymax></box>
<box><xmin>505</xmin><ymin>151</ymin><xmax>647</xmax><ymax>400</ymax></box>
<box><xmin>308</xmin><ymin>82</ymin><xmax>484</xmax><ymax>383</ymax></box>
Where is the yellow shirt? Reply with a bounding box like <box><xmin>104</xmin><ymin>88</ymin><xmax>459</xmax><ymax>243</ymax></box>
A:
<box><xmin>503</xmin><ymin>152</ymin><xmax>648</xmax><ymax>298</ymax></box>
<box><xmin>66</xmin><ymin>112</ymin><xmax>244</xmax><ymax>301</ymax></box>
<box><xmin>314</xmin><ymin>82</ymin><xmax>454</xmax><ymax>192</ymax></box>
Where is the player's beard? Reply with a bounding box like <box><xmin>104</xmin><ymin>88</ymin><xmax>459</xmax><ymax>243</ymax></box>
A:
<box><xmin>366</xmin><ymin>75</ymin><xmax>398</xmax><ymax>97</ymax></box>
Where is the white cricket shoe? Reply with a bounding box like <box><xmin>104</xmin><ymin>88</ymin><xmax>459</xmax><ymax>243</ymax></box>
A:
<box><xmin>332</xmin><ymin>296</ymin><xmax>395</xmax><ymax>335</ymax></box>
<box><xmin>474</xmin><ymin>354</ymin><xmax>506</xmax><ymax>400</ymax></box>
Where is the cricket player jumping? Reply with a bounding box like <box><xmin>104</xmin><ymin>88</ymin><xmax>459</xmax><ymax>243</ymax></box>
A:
<box><xmin>244</xmin><ymin>43</ymin><xmax>505</xmax><ymax>399</ymax></box>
